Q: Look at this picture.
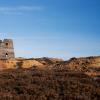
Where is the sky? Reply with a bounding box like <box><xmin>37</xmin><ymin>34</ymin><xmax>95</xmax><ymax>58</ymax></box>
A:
<box><xmin>0</xmin><ymin>0</ymin><xmax>100</xmax><ymax>59</ymax></box>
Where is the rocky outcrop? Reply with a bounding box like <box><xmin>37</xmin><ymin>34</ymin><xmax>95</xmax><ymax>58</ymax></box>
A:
<box><xmin>0</xmin><ymin>56</ymin><xmax>100</xmax><ymax>73</ymax></box>
<box><xmin>52</xmin><ymin>56</ymin><xmax>100</xmax><ymax>71</ymax></box>
<box><xmin>0</xmin><ymin>57</ymin><xmax>63</xmax><ymax>69</ymax></box>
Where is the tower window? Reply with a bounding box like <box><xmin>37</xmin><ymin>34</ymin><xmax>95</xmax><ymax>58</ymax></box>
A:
<box><xmin>6</xmin><ymin>43</ymin><xmax>8</xmax><ymax>46</ymax></box>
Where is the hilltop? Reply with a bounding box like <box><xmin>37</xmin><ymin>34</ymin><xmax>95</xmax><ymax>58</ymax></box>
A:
<box><xmin>0</xmin><ymin>56</ymin><xmax>100</xmax><ymax>74</ymax></box>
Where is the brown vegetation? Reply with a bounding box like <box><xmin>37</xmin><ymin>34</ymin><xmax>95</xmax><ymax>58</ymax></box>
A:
<box><xmin>0</xmin><ymin>56</ymin><xmax>99</xmax><ymax>100</ymax></box>
<box><xmin>0</xmin><ymin>67</ymin><xmax>99</xmax><ymax>100</ymax></box>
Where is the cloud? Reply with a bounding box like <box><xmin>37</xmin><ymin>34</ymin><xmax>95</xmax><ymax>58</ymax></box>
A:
<box><xmin>0</xmin><ymin>6</ymin><xmax>44</xmax><ymax>15</ymax></box>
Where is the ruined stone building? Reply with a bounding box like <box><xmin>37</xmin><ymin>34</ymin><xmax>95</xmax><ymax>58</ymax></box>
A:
<box><xmin>0</xmin><ymin>39</ymin><xmax>15</xmax><ymax>59</ymax></box>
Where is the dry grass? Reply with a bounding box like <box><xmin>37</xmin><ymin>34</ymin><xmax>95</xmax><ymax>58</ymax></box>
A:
<box><xmin>0</xmin><ymin>67</ymin><xmax>99</xmax><ymax>100</ymax></box>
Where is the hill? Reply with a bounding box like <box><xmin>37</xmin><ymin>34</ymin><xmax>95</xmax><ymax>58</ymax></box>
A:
<box><xmin>0</xmin><ymin>56</ymin><xmax>99</xmax><ymax>100</ymax></box>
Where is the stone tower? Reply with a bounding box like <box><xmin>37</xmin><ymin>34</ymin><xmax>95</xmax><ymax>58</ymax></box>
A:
<box><xmin>0</xmin><ymin>39</ymin><xmax>15</xmax><ymax>59</ymax></box>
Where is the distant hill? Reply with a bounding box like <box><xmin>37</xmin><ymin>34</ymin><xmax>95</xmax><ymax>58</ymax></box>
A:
<box><xmin>0</xmin><ymin>56</ymin><xmax>100</xmax><ymax>71</ymax></box>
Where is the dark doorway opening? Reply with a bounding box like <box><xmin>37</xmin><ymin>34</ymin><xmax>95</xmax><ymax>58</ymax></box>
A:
<box><xmin>5</xmin><ymin>53</ymin><xmax>8</xmax><ymax>58</ymax></box>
